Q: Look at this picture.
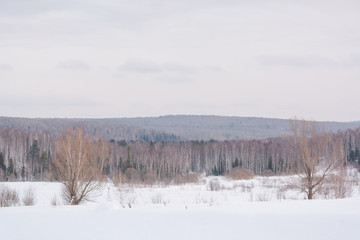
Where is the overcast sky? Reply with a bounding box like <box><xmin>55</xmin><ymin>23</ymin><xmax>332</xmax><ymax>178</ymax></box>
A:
<box><xmin>1</xmin><ymin>0</ymin><xmax>360</xmax><ymax>121</ymax></box>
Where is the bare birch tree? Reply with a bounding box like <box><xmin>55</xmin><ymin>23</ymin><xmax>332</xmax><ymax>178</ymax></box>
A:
<box><xmin>289</xmin><ymin>119</ymin><xmax>344</xmax><ymax>199</ymax></box>
<box><xmin>53</xmin><ymin>126</ymin><xmax>104</xmax><ymax>205</ymax></box>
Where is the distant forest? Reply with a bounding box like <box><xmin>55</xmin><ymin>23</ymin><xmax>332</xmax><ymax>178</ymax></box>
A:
<box><xmin>1</xmin><ymin>115</ymin><xmax>360</xmax><ymax>141</ymax></box>
<box><xmin>0</xmin><ymin>116</ymin><xmax>359</xmax><ymax>182</ymax></box>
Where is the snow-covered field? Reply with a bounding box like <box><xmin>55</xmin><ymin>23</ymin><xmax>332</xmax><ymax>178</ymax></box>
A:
<box><xmin>1</xmin><ymin>175</ymin><xmax>360</xmax><ymax>240</ymax></box>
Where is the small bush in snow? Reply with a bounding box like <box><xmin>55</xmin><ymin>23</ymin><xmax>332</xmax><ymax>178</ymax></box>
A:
<box><xmin>321</xmin><ymin>167</ymin><xmax>357</xmax><ymax>199</ymax></box>
<box><xmin>276</xmin><ymin>186</ymin><xmax>288</xmax><ymax>200</ymax></box>
<box><xmin>22</xmin><ymin>187</ymin><xmax>36</xmax><ymax>206</ymax></box>
<box><xmin>51</xmin><ymin>194</ymin><xmax>59</xmax><ymax>206</ymax></box>
<box><xmin>208</xmin><ymin>179</ymin><xmax>222</xmax><ymax>191</ymax></box>
<box><xmin>0</xmin><ymin>185</ymin><xmax>19</xmax><ymax>207</ymax></box>
<box><xmin>256</xmin><ymin>192</ymin><xmax>272</xmax><ymax>202</ymax></box>
<box><xmin>151</xmin><ymin>192</ymin><xmax>164</xmax><ymax>204</ymax></box>
<box><xmin>119</xmin><ymin>186</ymin><xmax>137</xmax><ymax>208</ymax></box>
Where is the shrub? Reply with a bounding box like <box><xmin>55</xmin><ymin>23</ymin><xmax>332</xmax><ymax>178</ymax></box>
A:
<box><xmin>119</xmin><ymin>187</ymin><xmax>137</xmax><ymax>208</ymax></box>
<box><xmin>326</xmin><ymin>167</ymin><xmax>356</xmax><ymax>199</ymax></box>
<box><xmin>151</xmin><ymin>192</ymin><xmax>164</xmax><ymax>204</ymax></box>
<box><xmin>0</xmin><ymin>185</ymin><xmax>19</xmax><ymax>207</ymax></box>
<box><xmin>22</xmin><ymin>187</ymin><xmax>36</xmax><ymax>206</ymax></box>
<box><xmin>143</xmin><ymin>172</ymin><xmax>157</xmax><ymax>185</ymax></box>
<box><xmin>51</xmin><ymin>194</ymin><xmax>59</xmax><ymax>206</ymax></box>
<box><xmin>124</xmin><ymin>168</ymin><xmax>141</xmax><ymax>184</ymax></box>
<box><xmin>276</xmin><ymin>185</ymin><xmax>288</xmax><ymax>200</ymax></box>
<box><xmin>261</xmin><ymin>169</ymin><xmax>274</xmax><ymax>177</ymax></box>
<box><xmin>227</xmin><ymin>167</ymin><xmax>255</xmax><ymax>180</ymax></box>
<box><xmin>256</xmin><ymin>192</ymin><xmax>272</xmax><ymax>202</ymax></box>
<box><xmin>185</xmin><ymin>173</ymin><xmax>200</xmax><ymax>183</ymax></box>
<box><xmin>174</xmin><ymin>173</ymin><xmax>200</xmax><ymax>185</ymax></box>
<box><xmin>208</xmin><ymin>178</ymin><xmax>222</xmax><ymax>191</ymax></box>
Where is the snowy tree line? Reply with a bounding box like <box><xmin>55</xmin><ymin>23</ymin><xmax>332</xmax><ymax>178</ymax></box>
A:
<box><xmin>0</xmin><ymin>126</ymin><xmax>359</xmax><ymax>182</ymax></box>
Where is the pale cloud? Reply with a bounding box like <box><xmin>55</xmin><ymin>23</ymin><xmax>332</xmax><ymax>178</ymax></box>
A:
<box><xmin>162</xmin><ymin>62</ymin><xmax>198</xmax><ymax>74</ymax></box>
<box><xmin>256</xmin><ymin>55</ymin><xmax>360</xmax><ymax>68</ymax></box>
<box><xmin>346</xmin><ymin>55</ymin><xmax>360</xmax><ymax>67</ymax></box>
<box><xmin>153</xmin><ymin>74</ymin><xmax>193</xmax><ymax>84</ymax></box>
<box><xmin>256</xmin><ymin>55</ymin><xmax>337</xmax><ymax>67</ymax></box>
<box><xmin>120</xmin><ymin>60</ymin><xmax>162</xmax><ymax>73</ymax></box>
<box><xmin>0</xmin><ymin>64</ymin><xmax>12</xmax><ymax>71</ymax></box>
<box><xmin>0</xmin><ymin>94</ymin><xmax>102</xmax><ymax>108</ymax></box>
<box><xmin>120</xmin><ymin>60</ymin><xmax>199</xmax><ymax>74</ymax></box>
<box><xmin>57</xmin><ymin>60</ymin><xmax>90</xmax><ymax>70</ymax></box>
<box><xmin>120</xmin><ymin>60</ymin><xmax>220</xmax><ymax>75</ymax></box>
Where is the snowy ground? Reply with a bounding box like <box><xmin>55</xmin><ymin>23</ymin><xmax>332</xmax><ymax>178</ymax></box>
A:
<box><xmin>1</xmin><ymin>175</ymin><xmax>359</xmax><ymax>240</ymax></box>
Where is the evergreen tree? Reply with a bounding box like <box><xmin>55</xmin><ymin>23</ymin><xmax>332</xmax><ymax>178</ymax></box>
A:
<box><xmin>355</xmin><ymin>147</ymin><xmax>360</xmax><ymax>162</ymax></box>
<box><xmin>0</xmin><ymin>152</ymin><xmax>6</xmax><ymax>173</ymax></box>
<box><xmin>232</xmin><ymin>158</ymin><xmax>239</xmax><ymax>168</ymax></box>
<box><xmin>21</xmin><ymin>165</ymin><xmax>26</xmax><ymax>181</ymax></box>
<box><xmin>30</xmin><ymin>140</ymin><xmax>40</xmax><ymax>161</ymax></box>
<box><xmin>212</xmin><ymin>166</ymin><xmax>218</xmax><ymax>176</ymax></box>
<box><xmin>126</xmin><ymin>146</ymin><xmax>135</xmax><ymax>169</ymax></box>
<box><xmin>268</xmin><ymin>156</ymin><xmax>273</xmax><ymax>171</ymax></box>
<box><xmin>7</xmin><ymin>158</ymin><xmax>14</xmax><ymax>175</ymax></box>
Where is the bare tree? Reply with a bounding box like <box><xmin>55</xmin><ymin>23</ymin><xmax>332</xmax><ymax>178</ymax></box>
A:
<box><xmin>52</xmin><ymin>126</ymin><xmax>104</xmax><ymax>205</ymax></box>
<box><xmin>289</xmin><ymin>119</ymin><xmax>344</xmax><ymax>199</ymax></box>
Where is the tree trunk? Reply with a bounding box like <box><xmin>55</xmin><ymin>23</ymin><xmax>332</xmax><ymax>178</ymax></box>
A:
<box><xmin>308</xmin><ymin>187</ymin><xmax>313</xmax><ymax>199</ymax></box>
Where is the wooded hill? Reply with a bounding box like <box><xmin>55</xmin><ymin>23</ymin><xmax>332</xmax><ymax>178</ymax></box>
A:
<box><xmin>1</xmin><ymin>115</ymin><xmax>360</xmax><ymax>141</ymax></box>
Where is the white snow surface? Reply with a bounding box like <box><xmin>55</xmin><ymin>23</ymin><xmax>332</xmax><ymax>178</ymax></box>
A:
<box><xmin>1</xmin><ymin>176</ymin><xmax>359</xmax><ymax>240</ymax></box>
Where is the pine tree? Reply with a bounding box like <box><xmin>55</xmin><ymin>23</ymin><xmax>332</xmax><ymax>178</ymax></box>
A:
<box><xmin>7</xmin><ymin>158</ymin><xmax>14</xmax><ymax>175</ymax></box>
<box><xmin>0</xmin><ymin>152</ymin><xmax>6</xmax><ymax>173</ymax></box>
<box><xmin>21</xmin><ymin>165</ymin><xmax>26</xmax><ymax>181</ymax></box>
<box><xmin>268</xmin><ymin>156</ymin><xmax>273</xmax><ymax>171</ymax></box>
